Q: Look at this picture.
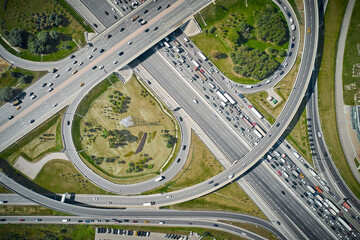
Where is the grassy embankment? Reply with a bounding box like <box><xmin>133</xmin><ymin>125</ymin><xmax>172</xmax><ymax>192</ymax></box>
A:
<box><xmin>318</xmin><ymin>0</ymin><xmax>360</xmax><ymax>197</ymax></box>
<box><xmin>145</xmin><ymin>131</ymin><xmax>267</xmax><ymax>220</ymax></box>
<box><xmin>0</xmin><ymin>0</ymin><xmax>90</xmax><ymax>61</ymax></box>
<box><xmin>192</xmin><ymin>0</ymin><xmax>288</xmax><ymax>84</ymax></box>
<box><xmin>342</xmin><ymin>0</ymin><xmax>360</xmax><ymax>105</ymax></box>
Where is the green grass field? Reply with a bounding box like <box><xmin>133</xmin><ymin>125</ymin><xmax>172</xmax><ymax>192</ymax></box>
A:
<box><xmin>0</xmin><ymin>109</ymin><xmax>64</xmax><ymax>165</ymax></box>
<box><xmin>192</xmin><ymin>0</ymin><xmax>288</xmax><ymax>84</ymax></box>
<box><xmin>0</xmin><ymin>206</ymin><xmax>68</xmax><ymax>216</ymax></box>
<box><xmin>34</xmin><ymin>159</ymin><xmax>110</xmax><ymax>194</ymax></box>
<box><xmin>318</xmin><ymin>0</ymin><xmax>360</xmax><ymax>198</ymax></box>
<box><xmin>342</xmin><ymin>0</ymin><xmax>360</xmax><ymax>105</ymax></box>
<box><xmin>0</xmin><ymin>0</ymin><xmax>88</xmax><ymax>61</ymax></box>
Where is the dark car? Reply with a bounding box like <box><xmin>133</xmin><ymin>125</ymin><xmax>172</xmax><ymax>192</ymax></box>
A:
<box><xmin>281</xmin><ymin>191</ymin><xmax>285</xmax><ymax>195</ymax></box>
<box><xmin>157</xmin><ymin>6</ymin><xmax>161</xmax><ymax>10</ymax></box>
<box><xmin>8</xmin><ymin>115</ymin><xmax>14</xmax><ymax>120</ymax></box>
<box><xmin>30</xmin><ymin>119</ymin><xmax>35</xmax><ymax>124</ymax></box>
<box><xmin>145</xmin><ymin>28</ymin><xmax>149</xmax><ymax>32</ymax></box>
<box><xmin>179</xmin><ymin>117</ymin><xmax>183</xmax><ymax>122</ymax></box>
<box><xmin>177</xmin><ymin>158</ymin><xmax>181</xmax><ymax>163</ymax></box>
<box><xmin>119</xmin><ymin>51</ymin><xmax>124</xmax><ymax>56</ymax></box>
<box><xmin>67</xmin><ymin>121</ymin><xmax>70</xmax><ymax>125</ymax></box>
<box><xmin>70</xmin><ymin>55</ymin><xmax>75</xmax><ymax>59</ymax></box>
<box><xmin>154</xmin><ymin>26</ymin><xmax>158</xmax><ymax>31</ymax></box>
<box><xmin>144</xmin><ymin>9</ymin><xmax>148</xmax><ymax>14</ymax></box>
<box><xmin>104</xmin><ymin>11</ymin><xmax>109</xmax><ymax>15</ymax></box>
<box><xmin>119</xmin><ymin>27</ymin><xmax>125</xmax><ymax>32</ymax></box>
<box><xmin>280</xmin><ymin>71</ymin><xmax>284</xmax><ymax>75</ymax></box>
<box><xmin>92</xmin><ymin>66</ymin><xmax>97</xmax><ymax>70</ymax></box>
<box><xmin>182</xmin><ymin>145</ymin><xmax>186</xmax><ymax>150</ymax></box>
<box><xmin>100</xmin><ymin>49</ymin><xmax>105</xmax><ymax>53</ymax></box>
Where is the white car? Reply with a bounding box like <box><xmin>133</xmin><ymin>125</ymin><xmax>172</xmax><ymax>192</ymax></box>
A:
<box><xmin>79</xmin><ymin>61</ymin><xmax>83</xmax><ymax>66</ymax></box>
<box><xmin>66</xmin><ymin>67</ymin><xmax>71</xmax><ymax>71</ymax></box>
<box><xmin>113</xmin><ymin>60</ymin><xmax>118</xmax><ymax>64</ymax></box>
<box><xmin>48</xmin><ymin>83</ymin><xmax>53</xmax><ymax>87</ymax></box>
<box><xmin>127</xmin><ymin>41</ymin><xmax>133</xmax><ymax>45</ymax></box>
<box><xmin>99</xmin><ymin>65</ymin><xmax>104</xmax><ymax>70</ymax></box>
<box><xmin>88</xmin><ymin>55</ymin><xmax>93</xmax><ymax>59</ymax></box>
<box><xmin>54</xmin><ymin>74</ymin><xmax>59</xmax><ymax>78</ymax></box>
<box><xmin>30</xmin><ymin>95</ymin><xmax>36</xmax><ymax>99</ymax></box>
<box><xmin>92</xmin><ymin>48</ymin><xmax>97</xmax><ymax>52</ymax></box>
<box><xmin>111</xmin><ymin>7</ymin><xmax>116</xmax><ymax>12</ymax></box>
<box><xmin>47</xmin><ymin>88</ymin><xmax>53</xmax><ymax>92</ymax></box>
<box><xmin>213</xmin><ymin>115</ymin><xmax>217</xmax><ymax>119</ymax></box>
<box><xmin>53</xmin><ymin>103</ymin><xmax>58</xmax><ymax>107</ymax></box>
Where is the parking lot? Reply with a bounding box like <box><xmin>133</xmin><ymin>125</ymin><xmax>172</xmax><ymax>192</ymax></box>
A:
<box><xmin>95</xmin><ymin>228</ymin><xmax>200</xmax><ymax>240</ymax></box>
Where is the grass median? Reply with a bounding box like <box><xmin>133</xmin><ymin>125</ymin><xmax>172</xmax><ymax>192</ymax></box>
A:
<box><xmin>318</xmin><ymin>0</ymin><xmax>360</xmax><ymax>198</ymax></box>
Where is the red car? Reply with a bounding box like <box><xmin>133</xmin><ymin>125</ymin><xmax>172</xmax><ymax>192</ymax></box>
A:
<box><xmin>200</xmin><ymin>69</ymin><xmax>204</xmax><ymax>73</ymax></box>
<box><xmin>106</xmin><ymin>34</ymin><xmax>112</xmax><ymax>39</ymax></box>
<box><xmin>277</xmin><ymin>171</ymin><xmax>282</xmax><ymax>176</ymax></box>
<box><xmin>19</xmin><ymin>219</ymin><xmax>25</xmax><ymax>221</ymax></box>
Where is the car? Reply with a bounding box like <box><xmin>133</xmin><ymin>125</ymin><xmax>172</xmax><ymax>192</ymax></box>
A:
<box><xmin>106</xmin><ymin>34</ymin><xmax>112</xmax><ymax>39</ymax></box>
<box><xmin>79</xmin><ymin>61</ymin><xmax>83</xmax><ymax>66</ymax></box>
<box><xmin>147</xmin><ymin>80</ymin><xmax>151</xmax><ymax>85</ymax></box>
<box><xmin>308</xmin><ymin>28</ymin><xmax>311</xmax><ymax>33</ymax></box>
<box><xmin>111</xmin><ymin>7</ymin><xmax>116</xmax><ymax>12</ymax></box>
<box><xmin>92</xmin><ymin>66</ymin><xmax>97</xmax><ymax>70</ymax></box>
<box><xmin>48</xmin><ymin>82</ymin><xmax>53</xmax><ymax>87</ymax></box>
<box><xmin>19</xmin><ymin>219</ymin><xmax>25</xmax><ymax>221</ymax></box>
<box><xmin>30</xmin><ymin>95</ymin><xmax>36</xmax><ymax>99</ymax></box>
<box><xmin>8</xmin><ymin>115</ymin><xmax>14</xmax><ymax>120</ymax></box>
<box><xmin>88</xmin><ymin>55</ymin><xmax>93</xmax><ymax>59</ymax></box>
<box><xmin>154</xmin><ymin>26</ymin><xmax>158</xmax><ymax>31</ymax></box>
<box><xmin>99</xmin><ymin>65</ymin><xmax>104</xmax><ymax>70</ymax></box>
<box><xmin>280</xmin><ymin>71</ymin><xmax>284</xmax><ymax>75</ymax></box>
<box><xmin>144</xmin><ymin>9</ymin><xmax>148</xmax><ymax>14</ymax></box>
<box><xmin>177</xmin><ymin>158</ymin><xmax>181</xmax><ymax>163</ymax></box>
<box><xmin>100</xmin><ymin>49</ymin><xmax>105</xmax><ymax>53</ymax></box>
<box><xmin>157</xmin><ymin>6</ymin><xmax>161</xmax><ymax>10</ymax></box>
<box><xmin>113</xmin><ymin>60</ymin><xmax>118</xmax><ymax>64</ymax></box>
<box><xmin>66</xmin><ymin>67</ymin><xmax>71</xmax><ymax>71</ymax></box>
<box><xmin>54</xmin><ymin>74</ymin><xmax>60</xmax><ymax>78</ymax></box>
<box><xmin>67</xmin><ymin>121</ymin><xmax>70</xmax><ymax>125</ymax></box>
<box><xmin>35</xmin><ymin>219</ymin><xmax>42</xmax><ymax>222</ymax></box>
<box><xmin>16</xmin><ymin>106</ymin><xmax>21</xmax><ymax>110</ymax></box>
<box><xmin>30</xmin><ymin>119</ymin><xmax>35</xmax><ymax>124</ymax></box>
<box><xmin>145</xmin><ymin>28</ymin><xmax>149</xmax><ymax>32</ymax></box>
<box><xmin>47</xmin><ymin>88</ymin><xmax>53</xmax><ymax>92</ymax></box>
<box><xmin>179</xmin><ymin>117</ymin><xmax>183</xmax><ymax>121</ymax></box>
<box><xmin>182</xmin><ymin>145</ymin><xmax>186</xmax><ymax>150</ymax></box>
<box><xmin>104</xmin><ymin>11</ymin><xmax>109</xmax><ymax>15</ymax></box>
<box><xmin>119</xmin><ymin>51</ymin><xmax>124</xmax><ymax>56</ymax></box>
<box><xmin>281</xmin><ymin>191</ymin><xmax>285</xmax><ymax>195</ymax></box>
<box><xmin>213</xmin><ymin>115</ymin><xmax>218</xmax><ymax>119</ymax></box>
<box><xmin>127</xmin><ymin>41</ymin><xmax>133</xmax><ymax>45</ymax></box>
<box><xmin>42</xmin><ymin>83</ymin><xmax>47</xmax><ymax>87</ymax></box>
<box><xmin>80</xmin><ymin>82</ymin><xmax>85</xmax><ymax>87</ymax></box>
<box><xmin>70</xmin><ymin>55</ymin><xmax>75</xmax><ymax>59</ymax></box>
<box><xmin>53</xmin><ymin>103</ymin><xmax>58</xmax><ymax>107</ymax></box>
<box><xmin>72</xmin><ymin>70</ymin><xmax>78</xmax><ymax>74</ymax></box>
<box><xmin>276</xmin><ymin>123</ymin><xmax>280</xmax><ymax>127</ymax></box>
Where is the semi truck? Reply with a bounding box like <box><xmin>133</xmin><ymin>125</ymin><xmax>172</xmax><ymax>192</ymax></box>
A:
<box><xmin>253</xmin><ymin>129</ymin><xmax>263</xmax><ymax>139</ymax></box>
<box><xmin>241</xmin><ymin>115</ymin><xmax>253</xmax><ymax>128</ymax></box>
<box><xmin>248</xmin><ymin>105</ymin><xmax>264</xmax><ymax>119</ymax></box>
<box><xmin>216</xmin><ymin>91</ymin><xmax>229</xmax><ymax>103</ymax></box>
<box><xmin>192</xmin><ymin>60</ymin><xmax>200</xmax><ymax>69</ymax></box>
<box><xmin>338</xmin><ymin>217</ymin><xmax>352</xmax><ymax>231</ymax></box>
<box><xmin>342</xmin><ymin>200</ymin><xmax>352</xmax><ymax>210</ymax></box>
<box><xmin>253</xmin><ymin>123</ymin><xmax>266</xmax><ymax>136</ymax></box>
<box><xmin>224</xmin><ymin>92</ymin><xmax>236</xmax><ymax>105</ymax></box>
<box><xmin>196</xmin><ymin>69</ymin><xmax>207</xmax><ymax>80</ymax></box>
<box><xmin>198</xmin><ymin>51</ymin><xmax>207</xmax><ymax>61</ymax></box>
<box><xmin>308</xmin><ymin>169</ymin><xmax>318</xmax><ymax>177</ymax></box>
<box><xmin>324</xmin><ymin>198</ymin><xmax>340</xmax><ymax>214</ymax></box>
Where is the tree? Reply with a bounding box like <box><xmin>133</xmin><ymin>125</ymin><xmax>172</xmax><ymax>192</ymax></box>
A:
<box><xmin>37</xmin><ymin>31</ymin><xmax>50</xmax><ymax>44</ymax></box>
<box><xmin>227</xmin><ymin>28</ymin><xmax>240</xmax><ymax>44</ymax></box>
<box><xmin>49</xmin><ymin>30</ymin><xmax>58</xmax><ymax>40</ymax></box>
<box><xmin>0</xmin><ymin>87</ymin><xmax>15</xmax><ymax>102</ymax></box>
<box><xmin>209</xmin><ymin>26</ymin><xmax>216</xmax><ymax>34</ymax></box>
<box><xmin>8</xmin><ymin>28</ymin><xmax>27</xmax><ymax>48</ymax></box>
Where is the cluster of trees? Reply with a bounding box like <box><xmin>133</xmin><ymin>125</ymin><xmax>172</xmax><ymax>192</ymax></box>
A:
<box><xmin>107</xmin><ymin>129</ymin><xmax>138</xmax><ymax>148</ymax></box>
<box><xmin>255</xmin><ymin>5</ymin><xmax>288</xmax><ymax>45</ymax></box>
<box><xmin>230</xmin><ymin>45</ymin><xmax>280</xmax><ymax>80</ymax></box>
<box><xmin>162</xmin><ymin>133</ymin><xmax>177</xmax><ymax>148</ymax></box>
<box><xmin>126</xmin><ymin>156</ymin><xmax>154</xmax><ymax>173</ymax></box>
<box><xmin>31</xmin><ymin>12</ymin><xmax>64</xmax><ymax>31</ymax></box>
<box><xmin>90</xmin><ymin>155</ymin><xmax>124</xmax><ymax>165</ymax></box>
<box><xmin>9</xmin><ymin>71</ymin><xmax>34</xmax><ymax>84</ymax></box>
<box><xmin>226</xmin><ymin>20</ymin><xmax>252</xmax><ymax>46</ymax></box>
<box><xmin>109</xmin><ymin>90</ymin><xmax>131</xmax><ymax>114</ymax></box>
<box><xmin>5</xmin><ymin>28</ymin><xmax>62</xmax><ymax>54</ymax></box>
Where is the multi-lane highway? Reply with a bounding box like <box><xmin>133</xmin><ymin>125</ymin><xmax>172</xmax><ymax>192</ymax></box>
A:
<box><xmin>2</xmin><ymin>0</ymin><xmax>359</xmax><ymax>239</ymax></box>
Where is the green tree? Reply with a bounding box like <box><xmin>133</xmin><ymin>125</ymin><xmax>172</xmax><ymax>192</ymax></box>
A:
<box><xmin>49</xmin><ymin>30</ymin><xmax>58</xmax><ymax>40</ymax></box>
<box><xmin>37</xmin><ymin>31</ymin><xmax>50</xmax><ymax>44</ymax></box>
<box><xmin>8</xmin><ymin>28</ymin><xmax>27</xmax><ymax>48</ymax></box>
<box><xmin>0</xmin><ymin>87</ymin><xmax>15</xmax><ymax>102</ymax></box>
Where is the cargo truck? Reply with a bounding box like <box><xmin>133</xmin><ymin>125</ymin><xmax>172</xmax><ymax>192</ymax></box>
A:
<box><xmin>216</xmin><ymin>91</ymin><xmax>229</xmax><ymax>103</ymax></box>
<box><xmin>248</xmin><ymin>105</ymin><xmax>264</xmax><ymax>119</ymax></box>
<box><xmin>143</xmin><ymin>202</ymin><xmax>155</xmax><ymax>206</ymax></box>
<box><xmin>253</xmin><ymin>129</ymin><xmax>263</xmax><ymax>139</ymax></box>
<box><xmin>192</xmin><ymin>60</ymin><xmax>200</xmax><ymax>69</ymax></box>
<box><xmin>224</xmin><ymin>92</ymin><xmax>236</xmax><ymax>105</ymax></box>
<box><xmin>198</xmin><ymin>51</ymin><xmax>207</xmax><ymax>61</ymax></box>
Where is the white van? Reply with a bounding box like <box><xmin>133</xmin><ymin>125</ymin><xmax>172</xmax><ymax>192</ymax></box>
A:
<box><xmin>62</xmin><ymin>219</ymin><xmax>70</xmax><ymax>222</ymax></box>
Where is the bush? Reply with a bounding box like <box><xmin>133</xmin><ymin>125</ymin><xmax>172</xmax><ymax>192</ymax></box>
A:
<box><xmin>0</xmin><ymin>87</ymin><xmax>15</xmax><ymax>102</ymax></box>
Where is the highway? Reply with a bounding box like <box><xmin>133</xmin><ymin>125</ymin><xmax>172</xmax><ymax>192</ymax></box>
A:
<box><xmin>0</xmin><ymin>0</ymin><xmax>352</xmax><ymax>239</ymax></box>
<box><xmin>0</xmin><ymin>214</ymin><xmax>282</xmax><ymax>240</ymax></box>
